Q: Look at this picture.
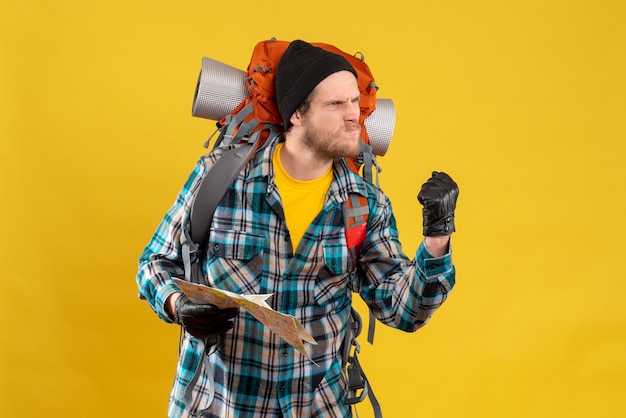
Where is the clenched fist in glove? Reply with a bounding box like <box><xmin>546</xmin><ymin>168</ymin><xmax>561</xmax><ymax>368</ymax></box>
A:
<box><xmin>173</xmin><ymin>293</ymin><xmax>239</xmax><ymax>340</ymax></box>
<box><xmin>417</xmin><ymin>171</ymin><xmax>459</xmax><ymax>236</ymax></box>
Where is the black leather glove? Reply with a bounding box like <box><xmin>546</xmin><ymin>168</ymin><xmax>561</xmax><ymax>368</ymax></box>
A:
<box><xmin>417</xmin><ymin>171</ymin><xmax>459</xmax><ymax>236</ymax></box>
<box><xmin>173</xmin><ymin>294</ymin><xmax>239</xmax><ymax>340</ymax></box>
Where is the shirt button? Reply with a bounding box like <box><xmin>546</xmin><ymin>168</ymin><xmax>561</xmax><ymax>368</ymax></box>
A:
<box><xmin>283</xmin><ymin>234</ymin><xmax>289</xmax><ymax>242</ymax></box>
<box><xmin>212</xmin><ymin>244</ymin><xmax>219</xmax><ymax>252</ymax></box>
<box><xmin>283</xmin><ymin>350</ymin><xmax>288</xmax><ymax>358</ymax></box>
<box><xmin>279</xmin><ymin>385</ymin><xmax>285</xmax><ymax>393</ymax></box>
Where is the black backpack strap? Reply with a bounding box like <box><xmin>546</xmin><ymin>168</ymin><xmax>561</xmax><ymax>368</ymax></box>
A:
<box><xmin>183</xmin><ymin>128</ymin><xmax>280</xmax><ymax>283</ymax></box>
<box><xmin>342</xmin><ymin>193</ymin><xmax>377</xmax><ymax>345</ymax></box>
<box><xmin>189</xmin><ymin>139</ymin><xmax>259</xmax><ymax>249</ymax></box>
<box><xmin>341</xmin><ymin>196</ymin><xmax>382</xmax><ymax>416</ymax></box>
<box><xmin>191</xmin><ymin>121</ymin><xmax>281</xmax><ymax>250</ymax></box>
<box><xmin>178</xmin><ymin>135</ymin><xmax>267</xmax><ymax>408</ymax></box>
<box><xmin>180</xmin><ymin>137</ymin><xmax>261</xmax><ymax>287</ymax></box>
<box><xmin>343</xmin><ymin>308</ymin><xmax>383</xmax><ymax>418</ymax></box>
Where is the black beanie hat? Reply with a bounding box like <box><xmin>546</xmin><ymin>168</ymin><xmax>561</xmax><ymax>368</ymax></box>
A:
<box><xmin>276</xmin><ymin>40</ymin><xmax>357</xmax><ymax>130</ymax></box>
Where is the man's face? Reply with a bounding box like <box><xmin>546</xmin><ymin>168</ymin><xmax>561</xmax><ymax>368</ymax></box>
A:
<box><xmin>297</xmin><ymin>71</ymin><xmax>362</xmax><ymax>160</ymax></box>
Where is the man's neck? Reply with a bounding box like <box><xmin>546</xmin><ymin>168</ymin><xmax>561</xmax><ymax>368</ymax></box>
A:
<box><xmin>279</xmin><ymin>137</ymin><xmax>333</xmax><ymax>181</ymax></box>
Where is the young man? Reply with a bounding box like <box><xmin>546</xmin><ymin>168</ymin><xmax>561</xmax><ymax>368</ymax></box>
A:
<box><xmin>136</xmin><ymin>39</ymin><xmax>459</xmax><ymax>417</ymax></box>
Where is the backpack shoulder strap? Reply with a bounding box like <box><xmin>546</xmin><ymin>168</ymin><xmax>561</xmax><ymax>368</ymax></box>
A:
<box><xmin>189</xmin><ymin>140</ymin><xmax>260</xmax><ymax>248</ymax></box>
<box><xmin>181</xmin><ymin>132</ymin><xmax>270</xmax><ymax>285</ymax></box>
<box><xmin>180</xmin><ymin>141</ymin><xmax>260</xmax><ymax>285</ymax></box>
<box><xmin>343</xmin><ymin>308</ymin><xmax>383</xmax><ymax>418</ymax></box>
<box><xmin>341</xmin><ymin>195</ymin><xmax>381</xmax><ymax>418</ymax></box>
<box><xmin>342</xmin><ymin>192</ymin><xmax>378</xmax><ymax>346</ymax></box>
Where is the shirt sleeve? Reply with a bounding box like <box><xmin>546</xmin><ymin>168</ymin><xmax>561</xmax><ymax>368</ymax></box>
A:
<box><xmin>357</xmin><ymin>193</ymin><xmax>456</xmax><ymax>332</ymax></box>
<box><xmin>135</xmin><ymin>157</ymin><xmax>208</xmax><ymax>323</ymax></box>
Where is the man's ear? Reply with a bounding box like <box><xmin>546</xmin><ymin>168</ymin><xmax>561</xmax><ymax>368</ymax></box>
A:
<box><xmin>290</xmin><ymin>111</ymin><xmax>303</xmax><ymax>128</ymax></box>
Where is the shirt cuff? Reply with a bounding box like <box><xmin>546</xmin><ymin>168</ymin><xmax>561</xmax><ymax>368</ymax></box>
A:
<box><xmin>156</xmin><ymin>280</ymin><xmax>183</xmax><ymax>323</ymax></box>
<box><xmin>416</xmin><ymin>240</ymin><xmax>453</xmax><ymax>278</ymax></box>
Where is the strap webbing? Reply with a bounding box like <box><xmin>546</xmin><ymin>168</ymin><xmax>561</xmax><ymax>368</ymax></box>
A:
<box><xmin>344</xmin><ymin>309</ymin><xmax>382</xmax><ymax>418</ymax></box>
<box><xmin>357</xmin><ymin>141</ymin><xmax>379</xmax><ymax>187</ymax></box>
<box><xmin>347</xmin><ymin>194</ymin><xmax>369</xmax><ymax>225</ymax></box>
<box><xmin>214</xmin><ymin>102</ymin><xmax>257</xmax><ymax>148</ymax></box>
<box><xmin>180</xmin><ymin>227</ymin><xmax>197</xmax><ymax>282</ymax></box>
<box><xmin>352</xmin><ymin>355</ymin><xmax>382</xmax><ymax>418</ymax></box>
<box><xmin>183</xmin><ymin>339</ymin><xmax>215</xmax><ymax>408</ymax></box>
<box><xmin>343</xmin><ymin>194</ymin><xmax>377</xmax><ymax>346</ymax></box>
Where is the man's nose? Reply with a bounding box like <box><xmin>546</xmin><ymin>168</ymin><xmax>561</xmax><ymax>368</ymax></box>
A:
<box><xmin>345</xmin><ymin>101</ymin><xmax>360</xmax><ymax>121</ymax></box>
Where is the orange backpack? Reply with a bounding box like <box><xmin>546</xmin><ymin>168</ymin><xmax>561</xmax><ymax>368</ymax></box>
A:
<box><xmin>218</xmin><ymin>39</ymin><xmax>379</xmax><ymax>172</ymax></box>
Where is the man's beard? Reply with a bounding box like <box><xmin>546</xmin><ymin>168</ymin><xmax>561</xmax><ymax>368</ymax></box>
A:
<box><xmin>301</xmin><ymin>121</ymin><xmax>362</xmax><ymax>160</ymax></box>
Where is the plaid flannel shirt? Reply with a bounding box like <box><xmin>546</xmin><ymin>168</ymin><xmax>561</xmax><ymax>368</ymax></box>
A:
<box><xmin>136</xmin><ymin>138</ymin><xmax>455</xmax><ymax>417</ymax></box>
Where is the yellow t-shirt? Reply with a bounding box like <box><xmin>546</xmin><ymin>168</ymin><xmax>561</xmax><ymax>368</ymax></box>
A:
<box><xmin>273</xmin><ymin>143</ymin><xmax>333</xmax><ymax>251</ymax></box>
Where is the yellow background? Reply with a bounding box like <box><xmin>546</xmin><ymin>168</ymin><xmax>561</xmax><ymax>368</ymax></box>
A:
<box><xmin>2</xmin><ymin>1</ymin><xmax>625</xmax><ymax>417</ymax></box>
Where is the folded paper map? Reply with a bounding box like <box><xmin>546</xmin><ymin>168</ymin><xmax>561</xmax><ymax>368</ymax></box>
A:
<box><xmin>173</xmin><ymin>279</ymin><xmax>317</xmax><ymax>361</ymax></box>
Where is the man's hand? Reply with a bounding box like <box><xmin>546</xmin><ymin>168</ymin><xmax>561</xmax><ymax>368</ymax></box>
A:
<box><xmin>171</xmin><ymin>293</ymin><xmax>239</xmax><ymax>340</ymax></box>
<box><xmin>417</xmin><ymin>171</ymin><xmax>459</xmax><ymax>237</ymax></box>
